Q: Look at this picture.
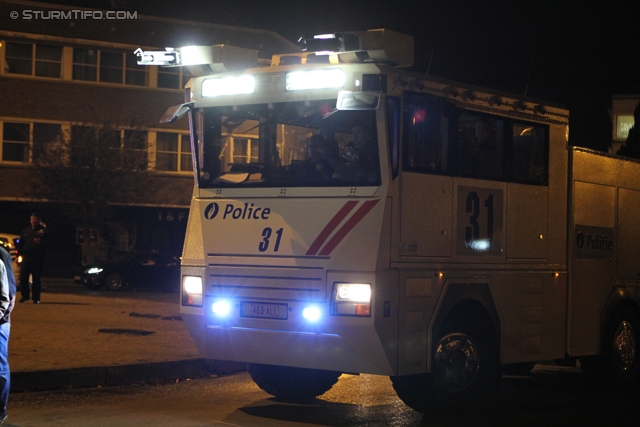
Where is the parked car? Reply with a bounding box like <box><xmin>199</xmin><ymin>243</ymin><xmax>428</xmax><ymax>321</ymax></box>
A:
<box><xmin>79</xmin><ymin>252</ymin><xmax>181</xmax><ymax>292</ymax></box>
<box><xmin>0</xmin><ymin>233</ymin><xmax>20</xmax><ymax>282</ymax></box>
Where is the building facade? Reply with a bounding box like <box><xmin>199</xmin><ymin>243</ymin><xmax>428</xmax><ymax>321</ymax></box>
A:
<box><xmin>0</xmin><ymin>0</ymin><xmax>298</xmax><ymax>275</ymax></box>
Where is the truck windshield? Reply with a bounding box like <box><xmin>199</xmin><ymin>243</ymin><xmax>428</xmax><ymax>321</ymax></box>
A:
<box><xmin>193</xmin><ymin>100</ymin><xmax>380</xmax><ymax>188</ymax></box>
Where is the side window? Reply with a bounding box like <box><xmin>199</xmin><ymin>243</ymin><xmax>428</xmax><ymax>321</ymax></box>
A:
<box><xmin>454</xmin><ymin>113</ymin><xmax>504</xmax><ymax>180</ymax></box>
<box><xmin>508</xmin><ymin>122</ymin><xmax>548</xmax><ymax>185</ymax></box>
<box><xmin>401</xmin><ymin>90</ymin><xmax>549</xmax><ymax>185</ymax></box>
<box><xmin>402</xmin><ymin>91</ymin><xmax>444</xmax><ymax>173</ymax></box>
<box><xmin>386</xmin><ymin>96</ymin><xmax>401</xmax><ymax>179</ymax></box>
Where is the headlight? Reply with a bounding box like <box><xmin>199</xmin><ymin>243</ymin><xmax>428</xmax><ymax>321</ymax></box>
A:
<box><xmin>331</xmin><ymin>283</ymin><xmax>371</xmax><ymax>316</ymax></box>
<box><xmin>87</xmin><ymin>267</ymin><xmax>103</xmax><ymax>274</ymax></box>
<box><xmin>182</xmin><ymin>276</ymin><xmax>203</xmax><ymax>307</ymax></box>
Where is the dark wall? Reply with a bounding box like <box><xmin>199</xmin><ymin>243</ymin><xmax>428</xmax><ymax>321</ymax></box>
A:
<box><xmin>0</xmin><ymin>202</ymin><xmax>189</xmax><ymax>277</ymax></box>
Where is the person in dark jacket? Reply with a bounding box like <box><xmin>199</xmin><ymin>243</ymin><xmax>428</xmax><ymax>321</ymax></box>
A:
<box><xmin>18</xmin><ymin>213</ymin><xmax>48</xmax><ymax>304</ymax></box>
<box><xmin>0</xmin><ymin>246</ymin><xmax>16</xmax><ymax>425</ymax></box>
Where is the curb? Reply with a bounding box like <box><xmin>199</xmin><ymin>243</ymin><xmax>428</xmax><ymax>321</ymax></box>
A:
<box><xmin>10</xmin><ymin>359</ymin><xmax>247</xmax><ymax>392</ymax></box>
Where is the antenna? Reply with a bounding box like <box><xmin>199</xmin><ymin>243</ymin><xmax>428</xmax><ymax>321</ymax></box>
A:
<box><xmin>524</xmin><ymin>57</ymin><xmax>533</xmax><ymax>97</ymax></box>
<box><xmin>426</xmin><ymin>51</ymin><xmax>434</xmax><ymax>76</ymax></box>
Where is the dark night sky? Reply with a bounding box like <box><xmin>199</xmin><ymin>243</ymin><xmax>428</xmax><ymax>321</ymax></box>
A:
<box><xmin>29</xmin><ymin>0</ymin><xmax>640</xmax><ymax>149</ymax></box>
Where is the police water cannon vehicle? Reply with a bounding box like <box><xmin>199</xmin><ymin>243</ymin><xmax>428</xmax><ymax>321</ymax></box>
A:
<box><xmin>137</xmin><ymin>28</ymin><xmax>640</xmax><ymax>412</ymax></box>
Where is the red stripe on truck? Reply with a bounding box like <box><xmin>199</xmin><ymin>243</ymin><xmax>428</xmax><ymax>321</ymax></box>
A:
<box><xmin>318</xmin><ymin>199</ymin><xmax>380</xmax><ymax>256</ymax></box>
<box><xmin>305</xmin><ymin>201</ymin><xmax>358</xmax><ymax>256</ymax></box>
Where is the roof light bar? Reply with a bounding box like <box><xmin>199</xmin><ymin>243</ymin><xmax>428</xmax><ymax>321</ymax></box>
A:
<box><xmin>285</xmin><ymin>69</ymin><xmax>344</xmax><ymax>91</ymax></box>
<box><xmin>202</xmin><ymin>75</ymin><xmax>255</xmax><ymax>97</ymax></box>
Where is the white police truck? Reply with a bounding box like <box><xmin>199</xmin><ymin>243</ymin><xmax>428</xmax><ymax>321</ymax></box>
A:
<box><xmin>139</xmin><ymin>29</ymin><xmax>640</xmax><ymax>412</ymax></box>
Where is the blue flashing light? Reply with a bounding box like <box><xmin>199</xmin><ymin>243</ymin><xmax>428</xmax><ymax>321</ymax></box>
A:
<box><xmin>302</xmin><ymin>306</ymin><xmax>322</xmax><ymax>322</ymax></box>
<box><xmin>212</xmin><ymin>300</ymin><xmax>232</xmax><ymax>317</ymax></box>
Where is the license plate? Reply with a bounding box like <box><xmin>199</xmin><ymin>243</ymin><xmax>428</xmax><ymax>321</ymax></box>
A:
<box><xmin>241</xmin><ymin>302</ymin><xmax>288</xmax><ymax>320</ymax></box>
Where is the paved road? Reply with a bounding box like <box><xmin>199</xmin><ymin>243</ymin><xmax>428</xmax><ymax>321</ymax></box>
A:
<box><xmin>10</xmin><ymin>279</ymin><xmax>199</xmax><ymax>375</ymax></box>
<box><xmin>7</xmin><ymin>366</ymin><xmax>640</xmax><ymax>427</ymax></box>
<box><xmin>41</xmin><ymin>278</ymin><xmax>179</xmax><ymax>302</ymax></box>
<box><xmin>9</xmin><ymin>280</ymin><xmax>640</xmax><ymax>426</ymax></box>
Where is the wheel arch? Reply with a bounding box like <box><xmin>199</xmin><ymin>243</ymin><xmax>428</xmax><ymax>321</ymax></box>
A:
<box><xmin>599</xmin><ymin>285</ymin><xmax>640</xmax><ymax>345</ymax></box>
<box><xmin>428</xmin><ymin>282</ymin><xmax>501</xmax><ymax>372</ymax></box>
<box><xmin>580</xmin><ymin>286</ymin><xmax>640</xmax><ymax>385</ymax></box>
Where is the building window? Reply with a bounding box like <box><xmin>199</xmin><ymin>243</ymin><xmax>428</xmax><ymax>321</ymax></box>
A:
<box><xmin>125</xmin><ymin>53</ymin><xmax>146</xmax><ymax>86</ymax></box>
<box><xmin>5</xmin><ymin>42</ymin><xmax>62</xmax><ymax>77</ymax></box>
<box><xmin>1</xmin><ymin>122</ymin><xmax>61</xmax><ymax>163</ymax></box>
<box><xmin>73</xmin><ymin>48</ymin><xmax>98</xmax><ymax>81</ymax></box>
<box><xmin>69</xmin><ymin>126</ymin><xmax>97</xmax><ymax>166</ymax></box>
<box><xmin>232</xmin><ymin>137</ymin><xmax>259</xmax><ymax>164</ymax></box>
<box><xmin>2</xmin><ymin>122</ymin><xmax>30</xmax><ymax>162</ymax></box>
<box><xmin>157</xmin><ymin>66</ymin><xmax>193</xmax><ymax>89</ymax></box>
<box><xmin>156</xmin><ymin>133</ymin><xmax>192</xmax><ymax>171</ymax></box>
<box><xmin>72</xmin><ymin>48</ymin><xmax>147</xmax><ymax>86</ymax></box>
<box><xmin>32</xmin><ymin>123</ymin><xmax>62</xmax><ymax>162</ymax></box>
<box><xmin>100</xmin><ymin>51</ymin><xmax>123</xmax><ymax>83</ymax></box>
<box><xmin>124</xmin><ymin>130</ymin><xmax>148</xmax><ymax>168</ymax></box>
<box><xmin>69</xmin><ymin>126</ymin><xmax>148</xmax><ymax>169</ymax></box>
<box><xmin>617</xmin><ymin>115</ymin><xmax>635</xmax><ymax>140</ymax></box>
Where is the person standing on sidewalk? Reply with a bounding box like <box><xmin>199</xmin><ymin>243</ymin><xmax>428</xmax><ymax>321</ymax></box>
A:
<box><xmin>18</xmin><ymin>213</ymin><xmax>48</xmax><ymax>304</ymax></box>
<box><xmin>0</xmin><ymin>246</ymin><xmax>16</xmax><ymax>425</ymax></box>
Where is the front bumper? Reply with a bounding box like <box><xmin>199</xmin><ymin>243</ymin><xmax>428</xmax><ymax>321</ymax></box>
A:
<box><xmin>182</xmin><ymin>311</ymin><xmax>394</xmax><ymax>375</ymax></box>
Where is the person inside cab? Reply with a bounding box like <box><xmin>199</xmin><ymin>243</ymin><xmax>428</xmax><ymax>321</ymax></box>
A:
<box><xmin>350</xmin><ymin>124</ymin><xmax>378</xmax><ymax>173</ymax></box>
<box><xmin>304</xmin><ymin>134</ymin><xmax>337</xmax><ymax>182</ymax></box>
<box><xmin>458</xmin><ymin>117</ymin><xmax>499</xmax><ymax>178</ymax></box>
<box><xmin>333</xmin><ymin>125</ymin><xmax>379</xmax><ymax>184</ymax></box>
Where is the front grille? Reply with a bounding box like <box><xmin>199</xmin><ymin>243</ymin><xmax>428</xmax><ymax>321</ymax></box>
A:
<box><xmin>205</xmin><ymin>255</ymin><xmax>326</xmax><ymax>301</ymax></box>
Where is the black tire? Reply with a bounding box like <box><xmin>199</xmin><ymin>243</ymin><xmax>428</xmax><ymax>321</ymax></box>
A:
<box><xmin>104</xmin><ymin>273</ymin><xmax>123</xmax><ymax>291</ymax></box>
<box><xmin>246</xmin><ymin>363</ymin><xmax>341</xmax><ymax>401</ymax></box>
<box><xmin>581</xmin><ymin>306</ymin><xmax>640</xmax><ymax>387</ymax></box>
<box><xmin>391</xmin><ymin>319</ymin><xmax>500</xmax><ymax>413</ymax></box>
<box><xmin>502</xmin><ymin>362</ymin><xmax>536</xmax><ymax>376</ymax></box>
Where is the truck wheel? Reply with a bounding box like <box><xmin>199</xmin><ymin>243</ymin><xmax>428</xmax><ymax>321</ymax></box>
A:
<box><xmin>581</xmin><ymin>306</ymin><xmax>640</xmax><ymax>387</ymax></box>
<box><xmin>391</xmin><ymin>321</ymin><xmax>500</xmax><ymax>413</ymax></box>
<box><xmin>105</xmin><ymin>273</ymin><xmax>123</xmax><ymax>291</ymax></box>
<box><xmin>247</xmin><ymin>363</ymin><xmax>341</xmax><ymax>401</ymax></box>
